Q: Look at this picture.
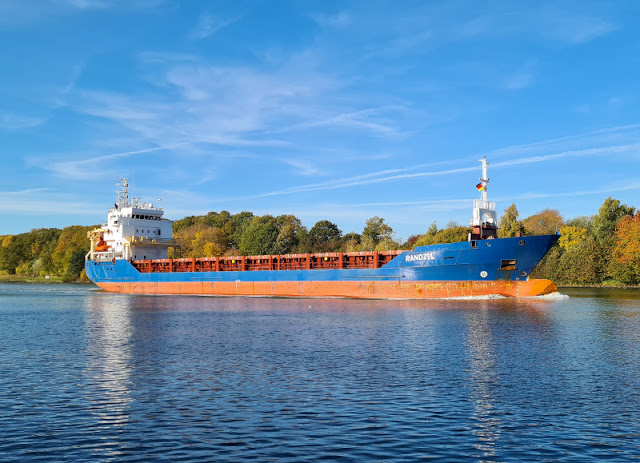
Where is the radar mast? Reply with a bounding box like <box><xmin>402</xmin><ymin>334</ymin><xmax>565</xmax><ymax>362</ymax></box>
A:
<box><xmin>470</xmin><ymin>156</ymin><xmax>498</xmax><ymax>240</ymax></box>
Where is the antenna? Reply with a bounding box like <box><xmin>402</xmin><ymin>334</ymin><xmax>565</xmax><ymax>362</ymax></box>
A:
<box><xmin>478</xmin><ymin>156</ymin><xmax>489</xmax><ymax>202</ymax></box>
<box><xmin>115</xmin><ymin>178</ymin><xmax>129</xmax><ymax>207</ymax></box>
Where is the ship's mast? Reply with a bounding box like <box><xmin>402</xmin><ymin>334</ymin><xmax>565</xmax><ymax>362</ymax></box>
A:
<box><xmin>470</xmin><ymin>156</ymin><xmax>498</xmax><ymax>240</ymax></box>
<box><xmin>479</xmin><ymin>156</ymin><xmax>489</xmax><ymax>202</ymax></box>
<box><xmin>116</xmin><ymin>178</ymin><xmax>129</xmax><ymax>208</ymax></box>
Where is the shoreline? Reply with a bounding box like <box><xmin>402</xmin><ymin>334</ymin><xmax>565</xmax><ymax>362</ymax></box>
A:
<box><xmin>0</xmin><ymin>275</ymin><xmax>89</xmax><ymax>284</ymax></box>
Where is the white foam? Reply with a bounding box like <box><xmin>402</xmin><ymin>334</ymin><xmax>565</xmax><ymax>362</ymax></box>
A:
<box><xmin>440</xmin><ymin>294</ymin><xmax>509</xmax><ymax>301</ymax></box>
<box><xmin>522</xmin><ymin>291</ymin><xmax>570</xmax><ymax>300</ymax></box>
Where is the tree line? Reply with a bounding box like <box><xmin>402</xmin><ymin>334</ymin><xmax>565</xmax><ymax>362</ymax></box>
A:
<box><xmin>169</xmin><ymin>212</ymin><xmax>399</xmax><ymax>258</ymax></box>
<box><xmin>0</xmin><ymin>196</ymin><xmax>638</xmax><ymax>285</ymax></box>
<box><xmin>0</xmin><ymin>226</ymin><xmax>93</xmax><ymax>281</ymax></box>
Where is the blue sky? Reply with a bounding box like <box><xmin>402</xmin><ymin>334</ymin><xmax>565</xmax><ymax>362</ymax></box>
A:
<box><xmin>1</xmin><ymin>0</ymin><xmax>640</xmax><ymax>240</ymax></box>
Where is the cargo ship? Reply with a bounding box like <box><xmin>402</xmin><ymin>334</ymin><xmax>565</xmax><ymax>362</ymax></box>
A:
<box><xmin>85</xmin><ymin>158</ymin><xmax>560</xmax><ymax>298</ymax></box>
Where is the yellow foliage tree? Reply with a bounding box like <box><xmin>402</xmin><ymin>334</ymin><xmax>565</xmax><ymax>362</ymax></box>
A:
<box><xmin>190</xmin><ymin>227</ymin><xmax>227</xmax><ymax>258</ymax></box>
<box><xmin>558</xmin><ymin>226</ymin><xmax>587</xmax><ymax>250</ymax></box>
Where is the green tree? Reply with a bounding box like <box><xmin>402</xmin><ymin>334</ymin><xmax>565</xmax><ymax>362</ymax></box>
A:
<box><xmin>498</xmin><ymin>203</ymin><xmax>524</xmax><ymax>238</ymax></box>
<box><xmin>374</xmin><ymin>237</ymin><xmax>400</xmax><ymax>251</ymax></box>
<box><xmin>225</xmin><ymin>211</ymin><xmax>255</xmax><ymax>250</ymax></box>
<box><xmin>340</xmin><ymin>232</ymin><xmax>361</xmax><ymax>252</ymax></box>
<box><xmin>274</xmin><ymin>215</ymin><xmax>307</xmax><ymax>254</ymax></box>
<box><xmin>592</xmin><ymin>197</ymin><xmax>635</xmax><ymax>242</ymax></box>
<box><xmin>415</xmin><ymin>226</ymin><xmax>469</xmax><ymax>247</ymax></box>
<box><xmin>565</xmin><ymin>216</ymin><xmax>592</xmax><ymax>230</ymax></box>
<box><xmin>531</xmin><ymin>245</ymin><xmax>562</xmax><ymax>283</ymax></box>
<box><xmin>172</xmin><ymin>215</ymin><xmax>197</xmax><ymax>233</ymax></box>
<box><xmin>361</xmin><ymin>217</ymin><xmax>393</xmax><ymax>250</ymax></box>
<box><xmin>303</xmin><ymin>220</ymin><xmax>342</xmax><ymax>252</ymax></box>
<box><xmin>557</xmin><ymin>236</ymin><xmax>600</xmax><ymax>284</ymax></box>
<box><xmin>238</xmin><ymin>215</ymin><xmax>279</xmax><ymax>255</ymax></box>
<box><xmin>204</xmin><ymin>210</ymin><xmax>232</xmax><ymax>229</ymax></box>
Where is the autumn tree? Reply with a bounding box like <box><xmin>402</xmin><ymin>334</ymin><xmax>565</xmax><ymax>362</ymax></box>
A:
<box><xmin>523</xmin><ymin>209</ymin><xmax>563</xmax><ymax>235</ymax></box>
<box><xmin>0</xmin><ymin>235</ymin><xmax>20</xmax><ymax>274</ymax></box>
<box><xmin>608</xmin><ymin>214</ymin><xmax>640</xmax><ymax>284</ymax></box>
<box><xmin>191</xmin><ymin>227</ymin><xmax>228</xmax><ymax>257</ymax></box>
<box><xmin>498</xmin><ymin>203</ymin><xmax>524</xmax><ymax>238</ymax></box>
<box><xmin>173</xmin><ymin>223</ymin><xmax>205</xmax><ymax>256</ymax></box>
<box><xmin>558</xmin><ymin>226</ymin><xmax>587</xmax><ymax>250</ymax></box>
<box><xmin>52</xmin><ymin>225</ymin><xmax>92</xmax><ymax>281</ymax></box>
<box><xmin>402</xmin><ymin>234</ymin><xmax>421</xmax><ymax>249</ymax></box>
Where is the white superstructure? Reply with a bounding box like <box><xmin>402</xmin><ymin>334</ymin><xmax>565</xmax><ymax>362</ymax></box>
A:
<box><xmin>470</xmin><ymin>156</ymin><xmax>498</xmax><ymax>228</ymax></box>
<box><xmin>87</xmin><ymin>179</ymin><xmax>175</xmax><ymax>262</ymax></box>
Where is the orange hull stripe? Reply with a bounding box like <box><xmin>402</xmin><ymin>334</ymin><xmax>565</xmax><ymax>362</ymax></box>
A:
<box><xmin>96</xmin><ymin>279</ymin><xmax>557</xmax><ymax>299</ymax></box>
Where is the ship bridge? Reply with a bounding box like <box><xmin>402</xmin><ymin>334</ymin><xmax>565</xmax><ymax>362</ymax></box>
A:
<box><xmin>87</xmin><ymin>178</ymin><xmax>177</xmax><ymax>262</ymax></box>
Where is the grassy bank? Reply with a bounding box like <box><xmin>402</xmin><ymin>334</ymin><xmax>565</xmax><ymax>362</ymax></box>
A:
<box><xmin>0</xmin><ymin>273</ymin><xmax>89</xmax><ymax>284</ymax></box>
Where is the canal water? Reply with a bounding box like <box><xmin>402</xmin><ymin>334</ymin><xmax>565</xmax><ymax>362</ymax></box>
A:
<box><xmin>1</xmin><ymin>283</ymin><xmax>639</xmax><ymax>462</ymax></box>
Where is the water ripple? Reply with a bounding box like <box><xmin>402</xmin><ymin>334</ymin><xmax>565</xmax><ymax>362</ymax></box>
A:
<box><xmin>1</xmin><ymin>284</ymin><xmax>639</xmax><ymax>461</ymax></box>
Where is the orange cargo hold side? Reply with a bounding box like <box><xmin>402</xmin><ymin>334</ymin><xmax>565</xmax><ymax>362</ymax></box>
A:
<box><xmin>97</xmin><ymin>279</ymin><xmax>557</xmax><ymax>299</ymax></box>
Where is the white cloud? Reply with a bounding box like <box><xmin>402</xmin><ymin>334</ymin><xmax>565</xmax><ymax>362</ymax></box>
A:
<box><xmin>0</xmin><ymin>189</ymin><xmax>97</xmax><ymax>215</ymax></box>
<box><xmin>452</xmin><ymin>3</ymin><xmax>614</xmax><ymax>45</ymax></box>
<box><xmin>0</xmin><ymin>0</ymin><xmax>167</xmax><ymax>26</ymax></box>
<box><xmin>505</xmin><ymin>62</ymin><xmax>536</xmax><ymax>90</ymax></box>
<box><xmin>271</xmin><ymin>107</ymin><xmax>403</xmax><ymax>137</ymax></box>
<box><xmin>189</xmin><ymin>12</ymin><xmax>238</xmax><ymax>40</ymax></box>
<box><xmin>280</xmin><ymin>159</ymin><xmax>321</xmax><ymax>176</ymax></box>
<box><xmin>310</xmin><ymin>11</ymin><xmax>350</xmax><ymax>28</ymax></box>
<box><xmin>0</xmin><ymin>110</ymin><xmax>46</xmax><ymax>130</ymax></box>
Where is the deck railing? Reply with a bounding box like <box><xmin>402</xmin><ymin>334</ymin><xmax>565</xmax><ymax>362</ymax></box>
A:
<box><xmin>131</xmin><ymin>250</ymin><xmax>405</xmax><ymax>273</ymax></box>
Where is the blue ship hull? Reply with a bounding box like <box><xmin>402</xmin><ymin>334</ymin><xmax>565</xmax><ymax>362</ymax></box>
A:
<box><xmin>86</xmin><ymin>235</ymin><xmax>560</xmax><ymax>299</ymax></box>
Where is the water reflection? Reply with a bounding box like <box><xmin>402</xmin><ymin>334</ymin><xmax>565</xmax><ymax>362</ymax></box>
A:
<box><xmin>84</xmin><ymin>293</ymin><xmax>134</xmax><ymax>441</ymax></box>
<box><xmin>464</xmin><ymin>302</ymin><xmax>501</xmax><ymax>461</ymax></box>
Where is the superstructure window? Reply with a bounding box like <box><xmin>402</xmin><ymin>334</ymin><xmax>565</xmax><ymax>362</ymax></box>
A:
<box><xmin>500</xmin><ymin>259</ymin><xmax>517</xmax><ymax>270</ymax></box>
